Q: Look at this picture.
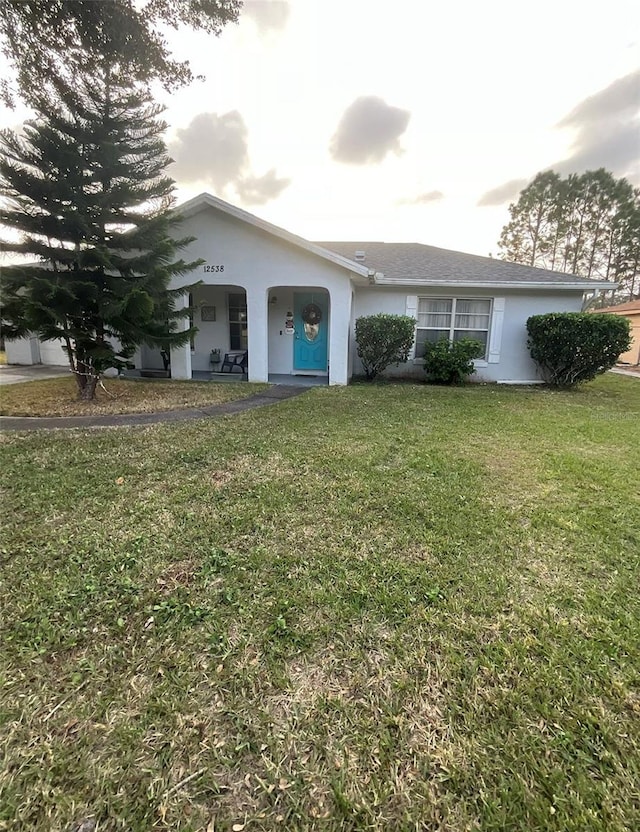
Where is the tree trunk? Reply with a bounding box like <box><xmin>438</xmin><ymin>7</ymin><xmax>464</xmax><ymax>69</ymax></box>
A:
<box><xmin>75</xmin><ymin>358</ymin><xmax>99</xmax><ymax>401</ymax></box>
<box><xmin>79</xmin><ymin>376</ymin><xmax>98</xmax><ymax>400</ymax></box>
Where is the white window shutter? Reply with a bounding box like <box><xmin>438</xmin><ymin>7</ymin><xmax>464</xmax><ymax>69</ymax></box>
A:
<box><xmin>488</xmin><ymin>297</ymin><xmax>505</xmax><ymax>363</ymax></box>
<box><xmin>406</xmin><ymin>295</ymin><xmax>418</xmax><ymax>358</ymax></box>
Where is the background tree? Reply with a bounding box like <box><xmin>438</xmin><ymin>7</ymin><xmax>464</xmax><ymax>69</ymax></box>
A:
<box><xmin>0</xmin><ymin>0</ymin><xmax>242</xmax><ymax>105</ymax></box>
<box><xmin>498</xmin><ymin>169</ymin><xmax>640</xmax><ymax>302</ymax></box>
<box><xmin>0</xmin><ymin>67</ymin><xmax>201</xmax><ymax>400</ymax></box>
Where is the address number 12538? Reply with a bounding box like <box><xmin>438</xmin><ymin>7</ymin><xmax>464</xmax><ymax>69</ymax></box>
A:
<box><xmin>203</xmin><ymin>264</ymin><xmax>225</xmax><ymax>273</ymax></box>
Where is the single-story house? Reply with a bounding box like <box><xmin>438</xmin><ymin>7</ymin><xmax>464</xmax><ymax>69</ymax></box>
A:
<box><xmin>594</xmin><ymin>299</ymin><xmax>640</xmax><ymax>366</ymax></box>
<box><xmin>5</xmin><ymin>192</ymin><xmax>616</xmax><ymax>384</ymax></box>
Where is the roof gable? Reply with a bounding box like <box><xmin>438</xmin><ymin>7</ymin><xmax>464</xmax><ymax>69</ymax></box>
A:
<box><xmin>175</xmin><ymin>193</ymin><xmax>372</xmax><ymax>282</ymax></box>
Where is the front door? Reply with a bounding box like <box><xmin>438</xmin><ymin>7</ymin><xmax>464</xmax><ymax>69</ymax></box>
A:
<box><xmin>294</xmin><ymin>292</ymin><xmax>329</xmax><ymax>372</ymax></box>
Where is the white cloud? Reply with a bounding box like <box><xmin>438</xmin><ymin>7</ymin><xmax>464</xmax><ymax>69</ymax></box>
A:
<box><xmin>330</xmin><ymin>97</ymin><xmax>411</xmax><ymax>165</ymax></box>
<box><xmin>242</xmin><ymin>1</ymin><xmax>290</xmax><ymax>33</ymax></box>
<box><xmin>168</xmin><ymin>111</ymin><xmax>291</xmax><ymax>205</ymax></box>
<box><xmin>478</xmin><ymin>179</ymin><xmax>528</xmax><ymax>207</ymax></box>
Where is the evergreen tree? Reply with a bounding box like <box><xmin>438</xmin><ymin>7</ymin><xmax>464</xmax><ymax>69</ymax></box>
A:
<box><xmin>0</xmin><ymin>0</ymin><xmax>241</xmax><ymax>106</ymax></box>
<box><xmin>498</xmin><ymin>169</ymin><xmax>640</xmax><ymax>300</ymax></box>
<box><xmin>497</xmin><ymin>171</ymin><xmax>562</xmax><ymax>267</ymax></box>
<box><xmin>0</xmin><ymin>67</ymin><xmax>201</xmax><ymax>400</ymax></box>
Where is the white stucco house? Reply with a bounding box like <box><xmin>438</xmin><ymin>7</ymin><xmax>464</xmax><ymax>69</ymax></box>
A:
<box><xmin>5</xmin><ymin>192</ymin><xmax>616</xmax><ymax>384</ymax></box>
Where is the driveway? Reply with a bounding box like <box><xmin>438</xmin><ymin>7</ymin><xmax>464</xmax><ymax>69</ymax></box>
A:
<box><xmin>0</xmin><ymin>364</ymin><xmax>70</xmax><ymax>385</ymax></box>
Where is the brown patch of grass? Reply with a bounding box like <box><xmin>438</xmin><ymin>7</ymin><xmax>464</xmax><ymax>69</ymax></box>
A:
<box><xmin>156</xmin><ymin>560</ymin><xmax>197</xmax><ymax>594</ymax></box>
<box><xmin>0</xmin><ymin>377</ymin><xmax>267</xmax><ymax>417</ymax></box>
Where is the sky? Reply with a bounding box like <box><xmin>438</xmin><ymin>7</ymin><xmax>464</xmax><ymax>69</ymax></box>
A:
<box><xmin>2</xmin><ymin>0</ymin><xmax>640</xmax><ymax>257</ymax></box>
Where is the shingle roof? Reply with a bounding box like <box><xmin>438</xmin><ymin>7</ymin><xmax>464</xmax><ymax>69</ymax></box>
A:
<box><xmin>315</xmin><ymin>241</ymin><xmax>614</xmax><ymax>289</ymax></box>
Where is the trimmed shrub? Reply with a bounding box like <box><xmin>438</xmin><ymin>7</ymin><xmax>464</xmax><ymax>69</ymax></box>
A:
<box><xmin>355</xmin><ymin>314</ymin><xmax>416</xmax><ymax>380</ymax></box>
<box><xmin>423</xmin><ymin>338</ymin><xmax>485</xmax><ymax>384</ymax></box>
<box><xmin>526</xmin><ymin>312</ymin><xmax>631</xmax><ymax>388</ymax></box>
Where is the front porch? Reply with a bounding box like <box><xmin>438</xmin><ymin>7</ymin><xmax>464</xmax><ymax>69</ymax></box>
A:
<box><xmin>160</xmin><ymin>281</ymin><xmax>353</xmax><ymax>385</ymax></box>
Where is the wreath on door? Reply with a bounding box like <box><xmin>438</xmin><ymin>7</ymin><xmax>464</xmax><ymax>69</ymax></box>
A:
<box><xmin>302</xmin><ymin>303</ymin><xmax>322</xmax><ymax>325</ymax></box>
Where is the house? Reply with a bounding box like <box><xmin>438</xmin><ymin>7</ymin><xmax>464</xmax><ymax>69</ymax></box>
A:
<box><xmin>594</xmin><ymin>300</ymin><xmax>640</xmax><ymax>366</ymax></box>
<box><xmin>5</xmin><ymin>193</ymin><xmax>616</xmax><ymax>384</ymax></box>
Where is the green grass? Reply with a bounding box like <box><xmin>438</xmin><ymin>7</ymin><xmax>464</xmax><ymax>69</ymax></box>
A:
<box><xmin>1</xmin><ymin>374</ymin><xmax>639</xmax><ymax>831</ymax></box>
<box><xmin>0</xmin><ymin>377</ymin><xmax>267</xmax><ymax>417</ymax></box>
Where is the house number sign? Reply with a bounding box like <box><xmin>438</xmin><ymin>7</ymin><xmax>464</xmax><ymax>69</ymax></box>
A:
<box><xmin>203</xmin><ymin>264</ymin><xmax>225</xmax><ymax>273</ymax></box>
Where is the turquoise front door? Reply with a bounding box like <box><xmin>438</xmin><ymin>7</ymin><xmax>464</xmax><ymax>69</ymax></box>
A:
<box><xmin>294</xmin><ymin>292</ymin><xmax>329</xmax><ymax>371</ymax></box>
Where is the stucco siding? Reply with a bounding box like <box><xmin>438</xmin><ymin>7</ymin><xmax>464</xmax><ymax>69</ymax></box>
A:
<box><xmin>5</xmin><ymin>336</ymin><xmax>41</xmax><ymax>365</ymax></box>
<box><xmin>39</xmin><ymin>340</ymin><xmax>67</xmax><ymax>365</ymax></box>
<box><xmin>6</xmin><ymin>336</ymin><xmax>68</xmax><ymax>366</ymax></box>
<box><xmin>615</xmin><ymin>313</ymin><xmax>640</xmax><ymax>365</ymax></box>
<box><xmin>174</xmin><ymin>208</ymin><xmax>356</xmax><ymax>295</ymax></box>
<box><xmin>173</xmin><ymin>207</ymin><xmax>357</xmax><ymax>384</ymax></box>
<box><xmin>353</xmin><ymin>287</ymin><xmax>584</xmax><ymax>383</ymax></box>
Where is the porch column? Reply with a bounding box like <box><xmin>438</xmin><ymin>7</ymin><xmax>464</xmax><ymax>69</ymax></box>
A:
<box><xmin>328</xmin><ymin>284</ymin><xmax>352</xmax><ymax>385</ymax></box>
<box><xmin>170</xmin><ymin>292</ymin><xmax>192</xmax><ymax>380</ymax></box>
<box><xmin>246</xmin><ymin>286</ymin><xmax>269</xmax><ymax>383</ymax></box>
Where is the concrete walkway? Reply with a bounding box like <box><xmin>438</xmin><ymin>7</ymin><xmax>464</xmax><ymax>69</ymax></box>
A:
<box><xmin>0</xmin><ymin>385</ymin><xmax>309</xmax><ymax>432</ymax></box>
<box><xmin>0</xmin><ymin>364</ymin><xmax>70</xmax><ymax>385</ymax></box>
<box><xmin>610</xmin><ymin>367</ymin><xmax>640</xmax><ymax>378</ymax></box>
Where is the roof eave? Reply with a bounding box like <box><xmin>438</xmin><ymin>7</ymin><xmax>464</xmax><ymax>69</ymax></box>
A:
<box><xmin>373</xmin><ymin>277</ymin><xmax>618</xmax><ymax>290</ymax></box>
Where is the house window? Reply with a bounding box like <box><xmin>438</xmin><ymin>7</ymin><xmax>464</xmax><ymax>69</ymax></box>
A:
<box><xmin>228</xmin><ymin>292</ymin><xmax>248</xmax><ymax>350</ymax></box>
<box><xmin>415</xmin><ymin>298</ymin><xmax>492</xmax><ymax>358</ymax></box>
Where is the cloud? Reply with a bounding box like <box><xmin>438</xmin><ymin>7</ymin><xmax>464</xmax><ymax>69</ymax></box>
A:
<box><xmin>168</xmin><ymin>111</ymin><xmax>249</xmax><ymax>191</ymax></box>
<box><xmin>558</xmin><ymin>70</ymin><xmax>640</xmax><ymax>127</ymax></box>
<box><xmin>242</xmin><ymin>1</ymin><xmax>290</xmax><ymax>32</ymax></box>
<box><xmin>399</xmin><ymin>190</ymin><xmax>444</xmax><ymax>205</ymax></box>
<box><xmin>330</xmin><ymin>96</ymin><xmax>411</xmax><ymax>165</ymax></box>
<box><xmin>554</xmin><ymin>70</ymin><xmax>640</xmax><ymax>181</ymax></box>
<box><xmin>236</xmin><ymin>169</ymin><xmax>291</xmax><ymax>205</ymax></box>
<box><xmin>168</xmin><ymin>111</ymin><xmax>290</xmax><ymax>205</ymax></box>
<box><xmin>477</xmin><ymin>178</ymin><xmax>528</xmax><ymax>207</ymax></box>
<box><xmin>477</xmin><ymin>71</ymin><xmax>640</xmax><ymax>207</ymax></box>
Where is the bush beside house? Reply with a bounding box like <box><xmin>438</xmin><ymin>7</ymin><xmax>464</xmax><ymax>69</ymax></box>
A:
<box><xmin>423</xmin><ymin>338</ymin><xmax>485</xmax><ymax>385</ymax></box>
<box><xmin>355</xmin><ymin>314</ymin><xmax>416</xmax><ymax>380</ymax></box>
<box><xmin>527</xmin><ymin>312</ymin><xmax>631</xmax><ymax>387</ymax></box>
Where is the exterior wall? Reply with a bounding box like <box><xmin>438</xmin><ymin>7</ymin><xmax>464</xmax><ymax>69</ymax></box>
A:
<box><xmin>610</xmin><ymin>312</ymin><xmax>640</xmax><ymax>365</ymax></box>
<box><xmin>39</xmin><ymin>339</ymin><xmax>67</xmax><ymax>365</ymax></box>
<box><xmin>172</xmin><ymin>207</ymin><xmax>357</xmax><ymax>384</ymax></box>
<box><xmin>353</xmin><ymin>287</ymin><xmax>585</xmax><ymax>383</ymax></box>
<box><xmin>627</xmin><ymin>314</ymin><xmax>640</xmax><ymax>364</ymax></box>
<box><xmin>6</xmin><ymin>336</ymin><xmax>68</xmax><ymax>366</ymax></box>
<box><xmin>5</xmin><ymin>336</ymin><xmax>41</xmax><ymax>365</ymax></box>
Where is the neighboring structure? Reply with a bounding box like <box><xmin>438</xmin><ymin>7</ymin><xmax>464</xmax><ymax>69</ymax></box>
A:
<box><xmin>5</xmin><ymin>193</ymin><xmax>617</xmax><ymax>384</ymax></box>
<box><xmin>594</xmin><ymin>300</ymin><xmax>640</xmax><ymax>366</ymax></box>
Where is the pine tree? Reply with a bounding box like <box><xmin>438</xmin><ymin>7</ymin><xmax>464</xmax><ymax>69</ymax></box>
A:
<box><xmin>0</xmin><ymin>67</ymin><xmax>201</xmax><ymax>400</ymax></box>
<box><xmin>0</xmin><ymin>0</ymin><xmax>241</xmax><ymax>106</ymax></box>
<box><xmin>498</xmin><ymin>169</ymin><xmax>640</xmax><ymax>301</ymax></box>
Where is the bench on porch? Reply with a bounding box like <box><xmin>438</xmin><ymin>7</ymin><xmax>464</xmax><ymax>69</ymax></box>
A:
<box><xmin>220</xmin><ymin>350</ymin><xmax>248</xmax><ymax>374</ymax></box>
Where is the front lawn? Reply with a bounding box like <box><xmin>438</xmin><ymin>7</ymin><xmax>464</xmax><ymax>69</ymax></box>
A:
<box><xmin>0</xmin><ymin>377</ymin><xmax>267</xmax><ymax>417</ymax></box>
<box><xmin>1</xmin><ymin>375</ymin><xmax>638</xmax><ymax>831</ymax></box>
